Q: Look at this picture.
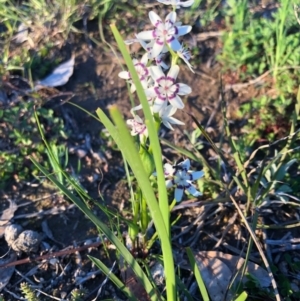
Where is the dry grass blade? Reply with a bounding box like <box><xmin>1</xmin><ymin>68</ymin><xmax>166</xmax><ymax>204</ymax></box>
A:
<box><xmin>228</xmin><ymin>193</ymin><xmax>281</xmax><ymax>301</ymax></box>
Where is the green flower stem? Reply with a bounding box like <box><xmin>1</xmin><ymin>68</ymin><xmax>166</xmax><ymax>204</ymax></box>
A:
<box><xmin>141</xmin><ymin>195</ymin><xmax>149</xmax><ymax>234</ymax></box>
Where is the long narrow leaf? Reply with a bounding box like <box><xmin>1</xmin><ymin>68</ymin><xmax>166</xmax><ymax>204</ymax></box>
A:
<box><xmin>96</xmin><ymin>106</ymin><xmax>175</xmax><ymax>301</ymax></box>
<box><xmin>31</xmin><ymin>159</ymin><xmax>158</xmax><ymax>300</ymax></box>
<box><xmin>234</xmin><ymin>291</ymin><xmax>248</xmax><ymax>301</ymax></box>
<box><xmin>89</xmin><ymin>256</ymin><xmax>137</xmax><ymax>301</ymax></box>
<box><xmin>186</xmin><ymin>247</ymin><xmax>209</xmax><ymax>301</ymax></box>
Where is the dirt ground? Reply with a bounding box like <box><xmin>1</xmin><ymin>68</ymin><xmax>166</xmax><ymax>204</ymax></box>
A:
<box><xmin>1</xmin><ymin>7</ymin><xmax>299</xmax><ymax>300</ymax></box>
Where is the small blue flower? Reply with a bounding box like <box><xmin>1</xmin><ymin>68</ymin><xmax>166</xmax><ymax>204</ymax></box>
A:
<box><xmin>164</xmin><ymin>159</ymin><xmax>204</xmax><ymax>202</ymax></box>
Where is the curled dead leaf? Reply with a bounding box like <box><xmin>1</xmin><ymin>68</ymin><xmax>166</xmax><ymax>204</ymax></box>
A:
<box><xmin>194</xmin><ymin>251</ymin><xmax>271</xmax><ymax>301</ymax></box>
<box><xmin>0</xmin><ymin>199</ymin><xmax>18</xmax><ymax>238</ymax></box>
<box><xmin>35</xmin><ymin>55</ymin><xmax>75</xmax><ymax>89</ymax></box>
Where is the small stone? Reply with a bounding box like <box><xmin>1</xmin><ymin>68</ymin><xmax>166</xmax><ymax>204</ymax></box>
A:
<box><xmin>4</xmin><ymin>224</ymin><xmax>23</xmax><ymax>246</ymax></box>
<box><xmin>11</xmin><ymin>230</ymin><xmax>41</xmax><ymax>253</ymax></box>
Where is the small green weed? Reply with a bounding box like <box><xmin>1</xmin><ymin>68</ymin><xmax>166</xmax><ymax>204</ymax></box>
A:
<box><xmin>219</xmin><ymin>0</ymin><xmax>300</xmax><ymax>94</ymax></box>
<box><xmin>20</xmin><ymin>282</ymin><xmax>38</xmax><ymax>301</ymax></box>
<box><xmin>70</xmin><ymin>288</ymin><xmax>88</xmax><ymax>301</ymax></box>
<box><xmin>0</xmin><ymin>100</ymin><xmax>68</xmax><ymax>188</ymax></box>
<box><xmin>236</xmin><ymin>95</ymin><xmax>293</xmax><ymax>147</ymax></box>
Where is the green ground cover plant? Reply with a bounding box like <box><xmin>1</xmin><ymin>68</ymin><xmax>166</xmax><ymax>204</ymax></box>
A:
<box><xmin>219</xmin><ymin>0</ymin><xmax>300</xmax><ymax>87</ymax></box>
<box><xmin>218</xmin><ymin>0</ymin><xmax>300</xmax><ymax>172</ymax></box>
<box><xmin>0</xmin><ymin>100</ymin><xmax>68</xmax><ymax>188</ymax></box>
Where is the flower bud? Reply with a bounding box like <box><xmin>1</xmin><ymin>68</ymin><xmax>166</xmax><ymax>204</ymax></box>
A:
<box><xmin>128</xmin><ymin>223</ymin><xmax>139</xmax><ymax>242</ymax></box>
<box><xmin>139</xmin><ymin>146</ymin><xmax>155</xmax><ymax>177</ymax></box>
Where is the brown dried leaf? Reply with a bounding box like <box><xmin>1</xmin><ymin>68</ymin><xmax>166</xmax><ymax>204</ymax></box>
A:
<box><xmin>203</xmin><ymin>251</ymin><xmax>271</xmax><ymax>287</ymax></box>
<box><xmin>195</xmin><ymin>252</ymin><xmax>233</xmax><ymax>301</ymax></box>
<box><xmin>0</xmin><ymin>199</ymin><xmax>18</xmax><ymax>238</ymax></box>
<box><xmin>194</xmin><ymin>251</ymin><xmax>271</xmax><ymax>301</ymax></box>
<box><xmin>0</xmin><ymin>200</ymin><xmax>18</xmax><ymax>226</ymax></box>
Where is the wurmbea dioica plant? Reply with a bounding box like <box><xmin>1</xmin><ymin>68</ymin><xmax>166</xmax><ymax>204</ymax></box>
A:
<box><xmin>121</xmin><ymin>3</ymin><xmax>204</xmax><ymax>205</ymax></box>
<box><xmin>97</xmin><ymin>0</ymin><xmax>204</xmax><ymax>299</ymax></box>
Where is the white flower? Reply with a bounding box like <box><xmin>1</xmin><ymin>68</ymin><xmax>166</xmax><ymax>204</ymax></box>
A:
<box><xmin>125</xmin><ymin>35</ymin><xmax>170</xmax><ymax>69</ymax></box>
<box><xmin>129</xmin><ymin>102</ymin><xmax>184</xmax><ymax>131</ymax></box>
<box><xmin>177</xmin><ymin>46</ymin><xmax>194</xmax><ymax>73</ymax></box>
<box><xmin>164</xmin><ymin>159</ymin><xmax>204</xmax><ymax>202</ymax></box>
<box><xmin>118</xmin><ymin>53</ymin><xmax>149</xmax><ymax>93</ymax></box>
<box><xmin>127</xmin><ymin>115</ymin><xmax>148</xmax><ymax>143</ymax></box>
<box><xmin>136</xmin><ymin>11</ymin><xmax>192</xmax><ymax>58</ymax></box>
<box><xmin>159</xmin><ymin>105</ymin><xmax>184</xmax><ymax>130</ymax></box>
<box><xmin>157</xmin><ymin>0</ymin><xmax>195</xmax><ymax>8</ymax></box>
<box><xmin>145</xmin><ymin>65</ymin><xmax>191</xmax><ymax>113</ymax></box>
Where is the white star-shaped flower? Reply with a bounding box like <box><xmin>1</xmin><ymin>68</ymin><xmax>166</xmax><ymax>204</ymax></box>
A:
<box><xmin>145</xmin><ymin>65</ymin><xmax>191</xmax><ymax>113</ymax></box>
<box><xmin>157</xmin><ymin>0</ymin><xmax>195</xmax><ymax>8</ymax></box>
<box><xmin>159</xmin><ymin>105</ymin><xmax>184</xmax><ymax>130</ymax></box>
<box><xmin>177</xmin><ymin>46</ymin><xmax>194</xmax><ymax>73</ymax></box>
<box><xmin>137</xmin><ymin>11</ymin><xmax>192</xmax><ymax>58</ymax></box>
<box><xmin>118</xmin><ymin>53</ymin><xmax>149</xmax><ymax>93</ymax></box>
<box><xmin>127</xmin><ymin>115</ymin><xmax>148</xmax><ymax>143</ymax></box>
<box><xmin>164</xmin><ymin>159</ymin><xmax>204</xmax><ymax>202</ymax></box>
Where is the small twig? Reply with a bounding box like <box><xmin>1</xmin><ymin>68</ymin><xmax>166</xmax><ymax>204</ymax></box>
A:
<box><xmin>17</xmin><ymin>192</ymin><xmax>60</xmax><ymax>208</ymax></box>
<box><xmin>4</xmin><ymin>288</ymin><xmax>26</xmax><ymax>300</ymax></box>
<box><xmin>225</xmin><ymin>69</ymin><xmax>272</xmax><ymax>91</ymax></box>
<box><xmin>13</xmin><ymin>266</ymin><xmax>40</xmax><ymax>287</ymax></box>
<box><xmin>194</xmin><ymin>69</ymin><xmax>216</xmax><ymax>82</ymax></box>
<box><xmin>187</xmin><ymin>205</ymin><xmax>223</xmax><ymax>247</ymax></box>
<box><xmin>203</xmin><ymin>231</ymin><xmax>259</xmax><ymax>262</ymax></box>
<box><xmin>269</xmin><ymin>245</ymin><xmax>300</xmax><ymax>253</ymax></box>
<box><xmin>172</xmin><ymin>204</ymin><xmax>216</xmax><ymax>241</ymax></box>
<box><xmin>262</xmin><ymin>225</ymin><xmax>273</xmax><ymax>264</ymax></box>
<box><xmin>0</xmin><ymin>241</ymin><xmax>103</xmax><ymax>269</ymax></box>
<box><xmin>225</xmin><ymin>66</ymin><xmax>300</xmax><ymax>92</ymax></box>
<box><xmin>253</xmin><ymin>244</ymin><xmax>300</xmax><ymax>256</ymax></box>
<box><xmin>196</xmin><ymin>31</ymin><xmax>223</xmax><ymax>41</ymax></box>
<box><xmin>213</xmin><ymin>212</ymin><xmax>238</xmax><ymax>249</ymax></box>
<box><xmin>76</xmin><ymin>270</ymin><xmax>102</xmax><ymax>285</ymax></box>
<box><xmin>13</xmin><ymin>204</ymin><xmax>76</xmax><ymax>220</ymax></box>
<box><xmin>14</xmin><ymin>269</ymin><xmax>38</xmax><ymax>286</ymax></box>
<box><xmin>265</xmin><ymin>238</ymin><xmax>300</xmax><ymax>245</ymax></box>
<box><xmin>35</xmin><ymin>289</ymin><xmax>62</xmax><ymax>301</ymax></box>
